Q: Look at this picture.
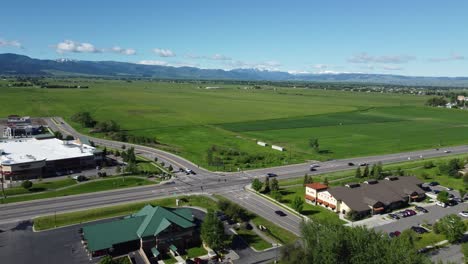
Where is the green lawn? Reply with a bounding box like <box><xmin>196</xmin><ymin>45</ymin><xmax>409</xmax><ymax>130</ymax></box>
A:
<box><xmin>413</xmin><ymin>232</ymin><xmax>446</xmax><ymax>249</ymax></box>
<box><xmin>183</xmin><ymin>245</ymin><xmax>208</xmax><ymax>259</ymax></box>
<box><xmin>33</xmin><ymin>195</ymin><xmax>217</xmax><ymax>231</ymax></box>
<box><xmin>236</xmin><ymin>228</ymin><xmax>272</xmax><ymax>251</ymax></box>
<box><xmin>1</xmin><ymin>176</ymin><xmax>154</xmax><ymax>204</ymax></box>
<box><xmin>3</xmin><ymin>79</ymin><xmax>468</xmax><ymax>170</ymax></box>
<box><xmin>4</xmin><ymin>178</ymin><xmax>76</xmax><ymax>196</ymax></box>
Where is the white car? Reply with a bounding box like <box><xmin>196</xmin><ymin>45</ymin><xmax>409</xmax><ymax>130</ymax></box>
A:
<box><xmin>435</xmin><ymin>201</ymin><xmax>447</xmax><ymax>208</ymax></box>
<box><xmin>459</xmin><ymin>211</ymin><xmax>468</xmax><ymax>217</ymax></box>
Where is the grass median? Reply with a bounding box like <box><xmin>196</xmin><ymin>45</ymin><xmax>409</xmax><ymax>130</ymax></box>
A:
<box><xmin>1</xmin><ymin>176</ymin><xmax>155</xmax><ymax>204</ymax></box>
<box><xmin>33</xmin><ymin>195</ymin><xmax>217</xmax><ymax>231</ymax></box>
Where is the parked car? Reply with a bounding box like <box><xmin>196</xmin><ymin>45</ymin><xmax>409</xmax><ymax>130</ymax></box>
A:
<box><xmin>267</xmin><ymin>173</ymin><xmax>278</xmax><ymax>177</ymax></box>
<box><xmin>389</xmin><ymin>230</ymin><xmax>401</xmax><ymax>238</ymax></box>
<box><xmin>459</xmin><ymin>211</ymin><xmax>468</xmax><ymax>217</ymax></box>
<box><xmin>444</xmin><ymin>150</ymin><xmax>451</xmax><ymax>153</ymax></box>
<box><xmin>411</xmin><ymin>226</ymin><xmax>428</xmax><ymax>234</ymax></box>
<box><xmin>435</xmin><ymin>201</ymin><xmax>447</xmax><ymax>208</ymax></box>
<box><xmin>432</xmin><ymin>190</ymin><xmax>440</xmax><ymax>194</ymax></box>
<box><xmin>447</xmin><ymin>199</ymin><xmax>458</xmax><ymax>206</ymax></box>
<box><xmin>275</xmin><ymin>210</ymin><xmax>287</xmax><ymax>216</ymax></box>
<box><xmin>347</xmin><ymin>162</ymin><xmax>355</xmax><ymax>166</ymax></box>
<box><xmin>389</xmin><ymin>213</ymin><xmax>400</xmax><ymax>220</ymax></box>
<box><xmin>415</xmin><ymin>206</ymin><xmax>428</xmax><ymax>213</ymax></box>
<box><xmin>453</xmin><ymin>197</ymin><xmax>463</xmax><ymax>203</ymax></box>
<box><xmin>73</xmin><ymin>175</ymin><xmax>88</xmax><ymax>182</ymax></box>
<box><xmin>429</xmin><ymin>181</ymin><xmax>440</xmax><ymax>186</ymax></box>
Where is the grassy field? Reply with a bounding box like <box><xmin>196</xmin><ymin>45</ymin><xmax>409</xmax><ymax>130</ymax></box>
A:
<box><xmin>236</xmin><ymin>228</ymin><xmax>272</xmax><ymax>251</ymax></box>
<box><xmin>1</xmin><ymin>176</ymin><xmax>155</xmax><ymax>204</ymax></box>
<box><xmin>3</xmin><ymin>78</ymin><xmax>468</xmax><ymax>169</ymax></box>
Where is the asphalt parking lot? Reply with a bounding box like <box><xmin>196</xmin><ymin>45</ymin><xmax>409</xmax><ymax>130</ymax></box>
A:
<box><xmin>374</xmin><ymin>202</ymin><xmax>468</xmax><ymax>234</ymax></box>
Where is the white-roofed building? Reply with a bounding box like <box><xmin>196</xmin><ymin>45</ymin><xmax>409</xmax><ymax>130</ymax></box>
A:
<box><xmin>0</xmin><ymin>137</ymin><xmax>101</xmax><ymax>180</ymax></box>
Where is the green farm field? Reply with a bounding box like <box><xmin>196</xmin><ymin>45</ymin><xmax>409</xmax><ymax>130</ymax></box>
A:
<box><xmin>2</xmin><ymin>78</ymin><xmax>468</xmax><ymax>170</ymax></box>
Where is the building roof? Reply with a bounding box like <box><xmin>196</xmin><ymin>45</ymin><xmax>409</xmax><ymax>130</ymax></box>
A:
<box><xmin>305</xmin><ymin>182</ymin><xmax>328</xmax><ymax>190</ymax></box>
<box><xmin>328</xmin><ymin>176</ymin><xmax>424</xmax><ymax>213</ymax></box>
<box><xmin>0</xmin><ymin>138</ymin><xmax>95</xmax><ymax>165</ymax></box>
<box><xmin>83</xmin><ymin>205</ymin><xmax>194</xmax><ymax>252</ymax></box>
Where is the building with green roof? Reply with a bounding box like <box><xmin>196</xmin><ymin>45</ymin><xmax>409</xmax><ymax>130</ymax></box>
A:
<box><xmin>82</xmin><ymin>205</ymin><xmax>199</xmax><ymax>261</ymax></box>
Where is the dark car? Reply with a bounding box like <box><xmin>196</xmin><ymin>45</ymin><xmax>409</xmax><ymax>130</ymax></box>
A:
<box><xmin>275</xmin><ymin>210</ymin><xmax>287</xmax><ymax>216</ymax></box>
<box><xmin>429</xmin><ymin>181</ymin><xmax>440</xmax><ymax>186</ymax></box>
<box><xmin>389</xmin><ymin>213</ymin><xmax>400</xmax><ymax>220</ymax></box>
<box><xmin>348</xmin><ymin>162</ymin><xmax>355</xmax><ymax>166</ymax></box>
<box><xmin>309</xmin><ymin>167</ymin><xmax>317</xmax><ymax>171</ymax></box>
<box><xmin>415</xmin><ymin>206</ymin><xmax>428</xmax><ymax>213</ymax></box>
<box><xmin>453</xmin><ymin>197</ymin><xmax>463</xmax><ymax>203</ymax></box>
<box><xmin>432</xmin><ymin>190</ymin><xmax>440</xmax><ymax>194</ymax></box>
<box><xmin>190</xmin><ymin>170</ymin><xmax>197</xmax><ymax>175</ymax></box>
<box><xmin>267</xmin><ymin>173</ymin><xmax>278</xmax><ymax>177</ymax></box>
<box><xmin>359</xmin><ymin>163</ymin><xmax>368</xmax><ymax>166</ymax></box>
<box><xmin>411</xmin><ymin>226</ymin><xmax>428</xmax><ymax>234</ymax></box>
<box><xmin>447</xmin><ymin>199</ymin><xmax>458</xmax><ymax>206</ymax></box>
<box><xmin>75</xmin><ymin>175</ymin><xmax>88</xmax><ymax>182</ymax></box>
<box><xmin>389</xmin><ymin>231</ymin><xmax>401</xmax><ymax>238</ymax></box>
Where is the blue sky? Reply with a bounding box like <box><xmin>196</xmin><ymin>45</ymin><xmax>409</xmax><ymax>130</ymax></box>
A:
<box><xmin>1</xmin><ymin>0</ymin><xmax>467</xmax><ymax>76</ymax></box>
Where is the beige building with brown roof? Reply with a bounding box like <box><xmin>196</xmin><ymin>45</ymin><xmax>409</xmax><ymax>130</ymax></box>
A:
<box><xmin>305</xmin><ymin>176</ymin><xmax>425</xmax><ymax>217</ymax></box>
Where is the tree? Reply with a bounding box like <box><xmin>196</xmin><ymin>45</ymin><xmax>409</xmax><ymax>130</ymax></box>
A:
<box><xmin>22</xmin><ymin>180</ymin><xmax>33</xmax><ymax>190</ymax></box>
<box><xmin>251</xmin><ymin>178</ymin><xmax>263</xmax><ymax>192</ymax></box>
<box><xmin>271</xmin><ymin>178</ymin><xmax>279</xmax><ymax>192</ymax></box>
<box><xmin>281</xmin><ymin>219</ymin><xmax>430</xmax><ymax>264</ymax></box>
<box><xmin>447</xmin><ymin>158</ymin><xmax>462</xmax><ymax>177</ymax></box>
<box><xmin>168</xmin><ymin>165</ymin><xmax>173</xmax><ymax>172</ymax></box>
<box><xmin>374</xmin><ymin>162</ymin><xmax>384</xmax><ymax>179</ymax></box>
<box><xmin>423</xmin><ymin>161</ymin><xmax>435</xmax><ymax>169</ymax></box>
<box><xmin>201</xmin><ymin>209</ymin><xmax>226</xmax><ymax>251</ymax></box>
<box><xmin>459</xmin><ymin>189</ymin><xmax>466</xmax><ymax>200</ymax></box>
<box><xmin>71</xmin><ymin>111</ymin><xmax>96</xmax><ymax>128</ymax></box>
<box><xmin>154</xmin><ymin>157</ymin><xmax>158</xmax><ymax>162</ymax></box>
<box><xmin>363</xmin><ymin>164</ymin><xmax>369</xmax><ymax>177</ymax></box>
<box><xmin>433</xmin><ymin>214</ymin><xmax>466</xmax><ymax>243</ymax></box>
<box><xmin>437</xmin><ymin>190</ymin><xmax>450</xmax><ymax>204</ymax></box>
<box><xmin>264</xmin><ymin>176</ymin><xmax>271</xmax><ymax>193</ymax></box>
<box><xmin>355</xmin><ymin>167</ymin><xmax>362</xmax><ymax>179</ymax></box>
<box><xmin>98</xmin><ymin>255</ymin><xmax>115</xmax><ymax>264</ymax></box>
<box><xmin>396</xmin><ymin>167</ymin><xmax>405</xmax><ymax>176</ymax></box>
<box><xmin>323</xmin><ymin>177</ymin><xmax>329</xmax><ymax>186</ymax></box>
<box><xmin>53</xmin><ymin>131</ymin><xmax>63</xmax><ymax>140</ymax></box>
<box><xmin>271</xmin><ymin>190</ymin><xmax>282</xmax><ymax>201</ymax></box>
<box><xmin>425</xmin><ymin>96</ymin><xmax>448</xmax><ymax>107</ymax></box>
<box><xmin>309</xmin><ymin>138</ymin><xmax>319</xmax><ymax>152</ymax></box>
<box><xmin>125</xmin><ymin>162</ymin><xmax>139</xmax><ymax>174</ymax></box>
<box><xmin>291</xmin><ymin>196</ymin><xmax>304</xmax><ymax>213</ymax></box>
<box><xmin>303</xmin><ymin>174</ymin><xmax>309</xmax><ymax>186</ymax></box>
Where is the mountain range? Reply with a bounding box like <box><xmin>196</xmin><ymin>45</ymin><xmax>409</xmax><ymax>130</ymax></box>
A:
<box><xmin>1</xmin><ymin>53</ymin><xmax>468</xmax><ymax>87</ymax></box>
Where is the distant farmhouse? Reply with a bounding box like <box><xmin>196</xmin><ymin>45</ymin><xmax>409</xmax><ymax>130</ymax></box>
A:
<box><xmin>305</xmin><ymin>176</ymin><xmax>425</xmax><ymax>218</ymax></box>
<box><xmin>0</xmin><ymin>137</ymin><xmax>101</xmax><ymax>180</ymax></box>
<box><xmin>82</xmin><ymin>205</ymin><xmax>199</xmax><ymax>262</ymax></box>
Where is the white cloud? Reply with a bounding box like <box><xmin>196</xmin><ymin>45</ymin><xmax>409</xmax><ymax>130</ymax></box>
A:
<box><xmin>348</xmin><ymin>53</ymin><xmax>415</xmax><ymax>64</ymax></box>
<box><xmin>153</xmin><ymin>48</ymin><xmax>176</xmax><ymax>57</ymax></box>
<box><xmin>111</xmin><ymin>46</ymin><xmax>136</xmax><ymax>55</ymax></box>
<box><xmin>138</xmin><ymin>60</ymin><xmax>169</xmax><ymax>66</ymax></box>
<box><xmin>382</xmin><ymin>65</ymin><xmax>403</xmax><ymax>71</ymax></box>
<box><xmin>0</xmin><ymin>38</ymin><xmax>22</xmax><ymax>48</ymax></box>
<box><xmin>288</xmin><ymin>70</ymin><xmax>311</xmax><ymax>74</ymax></box>
<box><xmin>429</xmin><ymin>53</ymin><xmax>465</xmax><ymax>62</ymax></box>
<box><xmin>210</xmin><ymin>54</ymin><xmax>232</xmax><ymax>60</ymax></box>
<box><xmin>55</xmin><ymin>40</ymin><xmax>101</xmax><ymax>54</ymax></box>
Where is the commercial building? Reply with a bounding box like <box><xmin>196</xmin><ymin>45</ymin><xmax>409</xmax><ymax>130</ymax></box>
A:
<box><xmin>0</xmin><ymin>137</ymin><xmax>101</xmax><ymax>180</ymax></box>
<box><xmin>82</xmin><ymin>205</ymin><xmax>199</xmax><ymax>262</ymax></box>
<box><xmin>2</xmin><ymin>115</ymin><xmax>43</xmax><ymax>138</ymax></box>
<box><xmin>305</xmin><ymin>176</ymin><xmax>425</xmax><ymax>217</ymax></box>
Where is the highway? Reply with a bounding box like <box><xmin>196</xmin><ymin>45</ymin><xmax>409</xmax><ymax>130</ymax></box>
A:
<box><xmin>3</xmin><ymin>116</ymin><xmax>468</xmax><ymax>237</ymax></box>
